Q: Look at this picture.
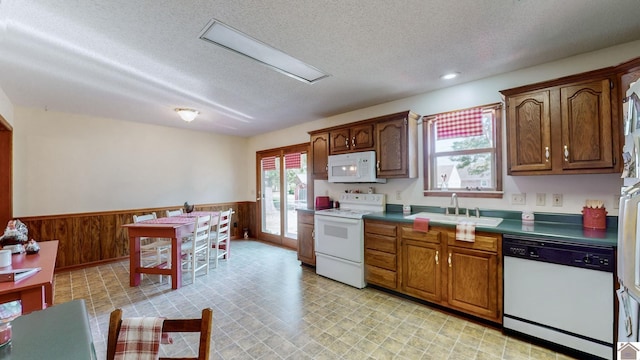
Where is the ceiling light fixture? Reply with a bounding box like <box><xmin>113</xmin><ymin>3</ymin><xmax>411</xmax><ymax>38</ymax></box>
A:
<box><xmin>441</xmin><ymin>72</ymin><xmax>460</xmax><ymax>80</ymax></box>
<box><xmin>175</xmin><ymin>108</ymin><xmax>199</xmax><ymax>122</ymax></box>
<box><xmin>199</xmin><ymin>19</ymin><xmax>330</xmax><ymax>84</ymax></box>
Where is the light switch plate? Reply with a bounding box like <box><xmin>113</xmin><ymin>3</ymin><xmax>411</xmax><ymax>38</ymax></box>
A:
<box><xmin>536</xmin><ymin>193</ymin><xmax>546</xmax><ymax>206</ymax></box>
<box><xmin>511</xmin><ymin>193</ymin><xmax>526</xmax><ymax>205</ymax></box>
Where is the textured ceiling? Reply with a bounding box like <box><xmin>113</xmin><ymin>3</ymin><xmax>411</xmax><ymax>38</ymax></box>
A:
<box><xmin>0</xmin><ymin>1</ymin><xmax>639</xmax><ymax>136</ymax></box>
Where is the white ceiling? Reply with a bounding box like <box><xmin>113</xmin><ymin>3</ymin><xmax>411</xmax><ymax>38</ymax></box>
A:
<box><xmin>1</xmin><ymin>1</ymin><xmax>639</xmax><ymax>137</ymax></box>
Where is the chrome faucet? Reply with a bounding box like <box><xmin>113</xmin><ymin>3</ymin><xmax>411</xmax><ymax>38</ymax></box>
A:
<box><xmin>467</xmin><ymin>206</ymin><xmax>480</xmax><ymax>218</ymax></box>
<box><xmin>450</xmin><ymin>193</ymin><xmax>459</xmax><ymax>215</ymax></box>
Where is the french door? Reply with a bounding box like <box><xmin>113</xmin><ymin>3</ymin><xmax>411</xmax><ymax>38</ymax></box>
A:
<box><xmin>256</xmin><ymin>144</ymin><xmax>308</xmax><ymax>248</ymax></box>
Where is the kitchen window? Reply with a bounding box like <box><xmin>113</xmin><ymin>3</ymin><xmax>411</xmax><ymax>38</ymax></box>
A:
<box><xmin>423</xmin><ymin>103</ymin><xmax>503</xmax><ymax>198</ymax></box>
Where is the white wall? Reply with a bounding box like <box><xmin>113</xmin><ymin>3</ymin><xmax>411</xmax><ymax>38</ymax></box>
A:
<box><xmin>249</xmin><ymin>40</ymin><xmax>640</xmax><ymax>216</ymax></box>
<box><xmin>12</xmin><ymin>107</ymin><xmax>249</xmax><ymax>216</ymax></box>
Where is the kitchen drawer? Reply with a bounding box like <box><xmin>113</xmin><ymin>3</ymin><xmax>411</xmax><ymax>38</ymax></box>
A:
<box><xmin>365</xmin><ymin>248</ymin><xmax>396</xmax><ymax>271</ymax></box>
<box><xmin>365</xmin><ymin>233</ymin><xmax>396</xmax><ymax>253</ymax></box>
<box><xmin>401</xmin><ymin>226</ymin><xmax>441</xmax><ymax>244</ymax></box>
<box><xmin>366</xmin><ymin>265</ymin><xmax>397</xmax><ymax>289</ymax></box>
<box><xmin>365</xmin><ymin>221</ymin><xmax>397</xmax><ymax>237</ymax></box>
<box><xmin>446</xmin><ymin>231</ymin><xmax>500</xmax><ymax>253</ymax></box>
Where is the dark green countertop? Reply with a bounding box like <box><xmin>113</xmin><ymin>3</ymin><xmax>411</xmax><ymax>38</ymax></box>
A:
<box><xmin>363</xmin><ymin>207</ymin><xmax>618</xmax><ymax>248</ymax></box>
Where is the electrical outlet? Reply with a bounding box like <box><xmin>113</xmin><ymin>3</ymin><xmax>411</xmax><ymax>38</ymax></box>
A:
<box><xmin>511</xmin><ymin>193</ymin><xmax>526</xmax><ymax>205</ymax></box>
<box><xmin>536</xmin><ymin>193</ymin><xmax>546</xmax><ymax>206</ymax></box>
<box><xmin>552</xmin><ymin>194</ymin><xmax>563</xmax><ymax>207</ymax></box>
<box><xmin>396</xmin><ymin>190</ymin><xmax>401</xmax><ymax>200</ymax></box>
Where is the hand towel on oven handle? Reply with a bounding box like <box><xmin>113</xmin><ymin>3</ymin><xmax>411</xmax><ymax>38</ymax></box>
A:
<box><xmin>456</xmin><ymin>221</ymin><xmax>476</xmax><ymax>242</ymax></box>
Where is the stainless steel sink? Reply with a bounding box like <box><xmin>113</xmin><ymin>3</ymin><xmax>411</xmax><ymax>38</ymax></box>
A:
<box><xmin>404</xmin><ymin>212</ymin><xmax>503</xmax><ymax>227</ymax></box>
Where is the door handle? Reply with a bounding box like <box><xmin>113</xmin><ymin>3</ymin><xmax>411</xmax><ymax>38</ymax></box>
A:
<box><xmin>352</xmin><ymin>137</ymin><xmax>356</xmax><ymax>148</ymax></box>
<box><xmin>564</xmin><ymin>145</ymin><xmax>569</xmax><ymax>162</ymax></box>
<box><xmin>448</xmin><ymin>252</ymin><xmax>452</xmax><ymax>267</ymax></box>
<box><xmin>435</xmin><ymin>250</ymin><xmax>439</xmax><ymax>265</ymax></box>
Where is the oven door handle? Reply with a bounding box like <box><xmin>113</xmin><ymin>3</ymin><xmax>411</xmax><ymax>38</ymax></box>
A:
<box><xmin>315</xmin><ymin>216</ymin><xmax>361</xmax><ymax>225</ymax></box>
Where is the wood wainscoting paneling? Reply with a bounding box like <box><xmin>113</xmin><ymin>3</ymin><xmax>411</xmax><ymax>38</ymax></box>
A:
<box><xmin>18</xmin><ymin>202</ymin><xmax>254</xmax><ymax>270</ymax></box>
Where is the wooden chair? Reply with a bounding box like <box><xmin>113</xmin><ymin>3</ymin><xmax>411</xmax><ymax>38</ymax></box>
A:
<box><xmin>211</xmin><ymin>208</ymin><xmax>233</xmax><ymax>268</ymax></box>
<box><xmin>165</xmin><ymin>208</ymin><xmax>183</xmax><ymax>217</ymax></box>
<box><xmin>181</xmin><ymin>215</ymin><xmax>212</xmax><ymax>281</ymax></box>
<box><xmin>106</xmin><ymin>308</ymin><xmax>213</xmax><ymax>360</ymax></box>
<box><xmin>133</xmin><ymin>212</ymin><xmax>171</xmax><ymax>282</ymax></box>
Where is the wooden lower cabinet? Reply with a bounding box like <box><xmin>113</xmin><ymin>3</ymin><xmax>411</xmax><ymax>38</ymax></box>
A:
<box><xmin>297</xmin><ymin>210</ymin><xmax>315</xmax><ymax>266</ymax></box>
<box><xmin>401</xmin><ymin>227</ymin><xmax>442</xmax><ymax>302</ymax></box>
<box><xmin>364</xmin><ymin>219</ymin><xmax>502</xmax><ymax>324</ymax></box>
<box><xmin>364</xmin><ymin>220</ymin><xmax>398</xmax><ymax>289</ymax></box>
<box><xmin>447</xmin><ymin>246</ymin><xmax>500</xmax><ymax>320</ymax></box>
<box><xmin>444</xmin><ymin>229</ymin><xmax>502</xmax><ymax>322</ymax></box>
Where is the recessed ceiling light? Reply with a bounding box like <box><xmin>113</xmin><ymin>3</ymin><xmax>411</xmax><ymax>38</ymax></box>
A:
<box><xmin>441</xmin><ymin>72</ymin><xmax>460</xmax><ymax>80</ymax></box>
<box><xmin>199</xmin><ymin>19</ymin><xmax>330</xmax><ymax>84</ymax></box>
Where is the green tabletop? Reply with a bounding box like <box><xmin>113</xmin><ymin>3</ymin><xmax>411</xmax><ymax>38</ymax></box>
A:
<box><xmin>0</xmin><ymin>299</ymin><xmax>97</xmax><ymax>360</ymax></box>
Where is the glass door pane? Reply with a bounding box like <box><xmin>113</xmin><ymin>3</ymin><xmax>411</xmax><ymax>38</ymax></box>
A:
<box><xmin>283</xmin><ymin>152</ymin><xmax>307</xmax><ymax>239</ymax></box>
<box><xmin>261</xmin><ymin>156</ymin><xmax>281</xmax><ymax>236</ymax></box>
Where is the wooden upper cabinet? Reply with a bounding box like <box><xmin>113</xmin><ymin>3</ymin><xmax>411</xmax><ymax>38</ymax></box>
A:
<box><xmin>310</xmin><ymin>110</ymin><xmax>420</xmax><ymax>179</ymax></box>
<box><xmin>506</xmin><ymin>90</ymin><xmax>552</xmax><ymax>173</ymax></box>
<box><xmin>329</xmin><ymin>124</ymin><xmax>374</xmax><ymax>154</ymax></box>
<box><xmin>560</xmin><ymin>79</ymin><xmax>613</xmax><ymax>170</ymax></box>
<box><xmin>375</xmin><ymin>112</ymin><xmax>419</xmax><ymax>178</ymax></box>
<box><xmin>502</xmin><ymin>71</ymin><xmax>619</xmax><ymax>175</ymax></box>
<box><xmin>310</xmin><ymin>133</ymin><xmax>329</xmax><ymax>179</ymax></box>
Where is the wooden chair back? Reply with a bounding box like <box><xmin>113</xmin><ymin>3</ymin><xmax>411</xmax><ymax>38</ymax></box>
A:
<box><xmin>106</xmin><ymin>308</ymin><xmax>213</xmax><ymax>360</ymax></box>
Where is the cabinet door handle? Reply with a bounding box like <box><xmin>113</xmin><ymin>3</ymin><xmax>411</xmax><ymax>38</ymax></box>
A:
<box><xmin>376</xmin><ymin>161</ymin><xmax>380</xmax><ymax>170</ymax></box>
<box><xmin>435</xmin><ymin>250</ymin><xmax>439</xmax><ymax>265</ymax></box>
<box><xmin>311</xmin><ymin>229</ymin><xmax>315</xmax><ymax>240</ymax></box>
<box><xmin>448</xmin><ymin>252</ymin><xmax>452</xmax><ymax>267</ymax></box>
<box><xmin>352</xmin><ymin>136</ymin><xmax>356</xmax><ymax>148</ymax></box>
<box><xmin>545</xmin><ymin>146</ymin><xmax>550</xmax><ymax>162</ymax></box>
<box><xmin>345</xmin><ymin>139</ymin><xmax>349</xmax><ymax>148</ymax></box>
<box><xmin>564</xmin><ymin>145</ymin><xmax>569</xmax><ymax>161</ymax></box>
<box><xmin>325</xmin><ymin>164</ymin><xmax>328</xmax><ymax>171</ymax></box>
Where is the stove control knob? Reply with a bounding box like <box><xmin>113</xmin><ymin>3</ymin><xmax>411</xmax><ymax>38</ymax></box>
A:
<box><xmin>583</xmin><ymin>256</ymin><xmax>592</xmax><ymax>264</ymax></box>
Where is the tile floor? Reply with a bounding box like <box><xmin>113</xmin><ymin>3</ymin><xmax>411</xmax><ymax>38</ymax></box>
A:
<box><xmin>52</xmin><ymin>240</ymin><xmax>578</xmax><ymax>360</ymax></box>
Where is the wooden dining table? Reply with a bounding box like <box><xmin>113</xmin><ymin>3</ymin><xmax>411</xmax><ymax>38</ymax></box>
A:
<box><xmin>0</xmin><ymin>240</ymin><xmax>58</xmax><ymax>315</ymax></box>
<box><xmin>122</xmin><ymin>211</ymin><xmax>219</xmax><ymax>289</ymax></box>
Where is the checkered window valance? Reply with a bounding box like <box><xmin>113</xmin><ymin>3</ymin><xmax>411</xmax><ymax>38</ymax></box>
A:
<box><xmin>262</xmin><ymin>156</ymin><xmax>277</xmax><ymax>171</ymax></box>
<box><xmin>262</xmin><ymin>153</ymin><xmax>302</xmax><ymax>171</ymax></box>
<box><xmin>284</xmin><ymin>153</ymin><xmax>301</xmax><ymax>169</ymax></box>
<box><xmin>435</xmin><ymin>107</ymin><xmax>483</xmax><ymax>140</ymax></box>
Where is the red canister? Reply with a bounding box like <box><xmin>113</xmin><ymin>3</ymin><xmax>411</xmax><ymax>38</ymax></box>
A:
<box><xmin>582</xmin><ymin>207</ymin><xmax>607</xmax><ymax>230</ymax></box>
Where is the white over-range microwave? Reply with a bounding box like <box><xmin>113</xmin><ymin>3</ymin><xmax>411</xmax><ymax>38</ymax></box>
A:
<box><xmin>327</xmin><ymin>151</ymin><xmax>386</xmax><ymax>183</ymax></box>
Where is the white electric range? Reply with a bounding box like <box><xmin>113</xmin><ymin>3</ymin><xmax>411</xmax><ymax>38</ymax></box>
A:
<box><xmin>314</xmin><ymin>193</ymin><xmax>385</xmax><ymax>288</ymax></box>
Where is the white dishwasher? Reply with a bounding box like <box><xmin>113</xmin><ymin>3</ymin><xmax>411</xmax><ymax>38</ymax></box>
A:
<box><xmin>503</xmin><ymin>235</ymin><xmax>615</xmax><ymax>360</ymax></box>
